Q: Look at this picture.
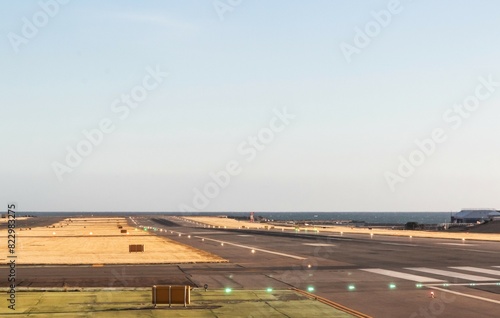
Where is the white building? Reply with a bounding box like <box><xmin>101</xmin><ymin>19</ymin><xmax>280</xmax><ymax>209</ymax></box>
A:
<box><xmin>451</xmin><ymin>209</ymin><xmax>499</xmax><ymax>223</ymax></box>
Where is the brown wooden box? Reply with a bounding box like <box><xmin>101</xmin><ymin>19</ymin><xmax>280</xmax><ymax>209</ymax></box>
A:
<box><xmin>129</xmin><ymin>244</ymin><xmax>144</xmax><ymax>252</ymax></box>
<box><xmin>152</xmin><ymin>285</ymin><xmax>190</xmax><ymax>306</ymax></box>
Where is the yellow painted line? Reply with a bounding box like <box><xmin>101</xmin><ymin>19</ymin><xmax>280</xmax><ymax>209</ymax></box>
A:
<box><xmin>92</xmin><ymin>264</ymin><xmax>104</xmax><ymax>267</ymax></box>
<box><xmin>291</xmin><ymin>288</ymin><xmax>372</xmax><ymax>318</ymax></box>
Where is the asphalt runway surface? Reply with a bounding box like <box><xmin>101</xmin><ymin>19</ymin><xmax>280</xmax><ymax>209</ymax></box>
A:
<box><xmin>2</xmin><ymin>216</ymin><xmax>500</xmax><ymax>317</ymax></box>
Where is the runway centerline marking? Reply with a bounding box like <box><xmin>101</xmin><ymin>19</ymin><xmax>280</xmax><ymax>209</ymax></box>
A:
<box><xmin>361</xmin><ymin>269</ymin><xmax>445</xmax><ymax>283</ymax></box>
<box><xmin>437</xmin><ymin>243</ymin><xmax>476</xmax><ymax>247</ymax></box>
<box><xmin>302</xmin><ymin>243</ymin><xmax>336</xmax><ymax>247</ymax></box>
<box><xmin>193</xmin><ymin>236</ymin><xmax>306</xmax><ymax>260</ymax></box>
<box><xmin>406</xmin><ymin>268</ymin><xmax>496</xmax><ymax>281</ymax></box>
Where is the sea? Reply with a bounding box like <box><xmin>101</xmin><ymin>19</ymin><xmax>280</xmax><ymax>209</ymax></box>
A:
<box><xmin>22</xmin><ymin>212</ymin><xmax>454</xmax><ymax>225</ymax></box>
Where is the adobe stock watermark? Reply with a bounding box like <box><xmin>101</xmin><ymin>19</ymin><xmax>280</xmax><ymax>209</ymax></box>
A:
<box><xmin>408</xmin><ymin>289</ymin><xmax>456</xmax><ymax>318</ymax></box>
<box><xmin>385</xmin><ymin>75</ymin><xmax>500</xmax><ymax>192</ymax></box>
<box><xmin>274</xmin><ymin>239</ymin><xmax>335</xmax><ymax>288</ymax></box>
<box><xmin>7</xmin><ymin>0</ymin><xmax>71</xmax><ymax>53</ymax></box>
<box><xmin>247</xmin><ymin>234</ymin><xmax>335</xmax><ymax>318</ymax></box>
<box><xmin>109</xmin><ymin>267</ymin><xmax>129</xmax><ymax>287</ymax></box>
<box><xmin>340</xmin><ymin>0</ymin><xmax>403</xmax><ymax>64</ymax></box>
<box><xmin>51</xmin><ymin>65</ymin><xmax>168</xmax><ymax>182</ymax></box>
<box><xmin>213</xmin><ymin>0</ymin><xmax>243</xmax><ymax>21</ymax></box>
<box><xmin>178</xmin><ymin>107</ymin><xmax>295</xmax><ymax>211</ymax></box>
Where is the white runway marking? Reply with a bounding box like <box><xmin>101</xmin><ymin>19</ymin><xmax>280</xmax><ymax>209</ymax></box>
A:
<box><xmin>449</xmin><ymin>266</ymin><xmax>500</xmax><ymax>277</ymax></box>
<box><xmin>328</xmin><ymin>236</ymin><xmax>353</xmax><ymax>241</ymax></box>
<box><xmin>459</xmin><ymin>249</ymin><xmax>498</xmax><ymax>254</ymax></box>
<box><xmin>361</xmin><ymin>269</ymin><xmax>445</xmax><ymax>283</ymax></box>
<box><xmin>437</xmin><ymin>243</ymin><xmax>476</xmax><ymax>246</ymax></box>
<box><xmin>427</xmin><ymin>286</ymin><xmax>500</xmax><ymax>305</ymax></box>
<box><xmin>237</xmin><ymin>235</ymin><xmax>254</xmax><ymax>237</ymax></box>
<box><xmin>406</xmin><ymin>268</ymin><xmax>496</xmax><ymax>281</ymax></box>
<box><xmin>380</xmin><ymin>242</ymin><xmax>417</xmax><ymax>247</ymax></box>
<box><xmin>189</xmin><ymin>232</ymin><xmax>220</xmax><ymax>235</ymax></box>
<box><xmin>194</xmin><ymin>236</ymin><xmax>306</xmax><ymax>260</ymax></box>
<box><xmin>302</xmin><ymin>243</ymin><xmax>336</xmax><ymax>247</ymax></box>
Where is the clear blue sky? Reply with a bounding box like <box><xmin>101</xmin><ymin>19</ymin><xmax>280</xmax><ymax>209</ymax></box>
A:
<box><xmin>1</xmin><ymin>0</ymin><xmax>500</xmax><ymax>212</ymax></box>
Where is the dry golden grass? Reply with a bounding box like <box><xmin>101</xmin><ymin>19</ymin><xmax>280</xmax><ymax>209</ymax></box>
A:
<box><xmin>0</xmin><ymin>217</ymin><xmax>225</xmax><ymax>265</ymax></box>
<box><xmin>183</xmin><ymin>216</ymin><xmax>500</xmax><ymax>242</ymax></box>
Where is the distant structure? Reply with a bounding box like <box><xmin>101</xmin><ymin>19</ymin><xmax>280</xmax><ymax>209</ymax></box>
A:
<box><xmin>451</xmin><ymin>209</ymin><xmax>500</xmax><ymax>223</ymax></box>
<box><xmin>250</xmin><ymin>212</ymin><xmax>254</xmax><ymax>223</ymax></box>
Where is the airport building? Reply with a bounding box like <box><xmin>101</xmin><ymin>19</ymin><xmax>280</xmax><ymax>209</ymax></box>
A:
<box><xmin>451</xmin><ymin>209</ymin><xmax>500</xmax><ymax>223</ymax></box>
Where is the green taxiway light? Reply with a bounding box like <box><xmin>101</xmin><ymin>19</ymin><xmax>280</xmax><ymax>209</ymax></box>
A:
<box><xmin>266</xmin><ymin>288</ymin><xmax>273</xmax><ymax>292</ymax></box>
<box><xmin>307</xmin><ymin>286</ymin><xmax>315</xmax><ymax>292</ymax></box>
<box><xmin>348</xmin><ymin>285</ymin><xmax>356</xmax><ymax>291</ymax></box>
<box><xmin>416</xmin><ymin>284</ymin><xmax>423</xmax><ymax>288</ymax></box>
<box><xmin>225</xmin><ymin>288</ymin><xmax>232</xmax><ymax>293</ymax></box>
<box><xmin>389</xmin><ymin>283</ymin><xmax>396</xmax><ymax>289</ymax></box>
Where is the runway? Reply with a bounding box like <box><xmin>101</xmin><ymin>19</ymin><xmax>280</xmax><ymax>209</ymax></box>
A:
<box><xmin>3</xmin><ymin>216</ymin><xmax>500</xmax><ymax>317</ymax></box>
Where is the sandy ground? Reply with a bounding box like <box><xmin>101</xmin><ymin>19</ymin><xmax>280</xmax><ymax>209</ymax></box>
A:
<box><xmin>183</xmin><ymin>216</ymin><xmax>500</xmax><ymax>242</ymax></box>
<box><xmin>0</xmin><ymin>217</ymin><xmax>29</xmax><ymax>223</ymax></box>
<box><xmin>0</xmin><ymin>217</ymin><xmax>225</xmax><ymax>265</ymax></box>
